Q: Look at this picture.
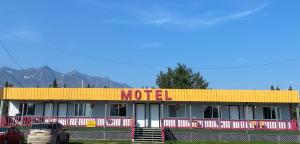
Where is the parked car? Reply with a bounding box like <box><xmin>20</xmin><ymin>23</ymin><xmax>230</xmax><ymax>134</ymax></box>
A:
<box><xmin>0</xmin><ymin>127</ymin><xmax>24</xmax><ymax>144</ymax></box>
<box><xmin>27</xmin><ymin>122</ymin><xmax>69</xmax><ymax>144</ymax></box>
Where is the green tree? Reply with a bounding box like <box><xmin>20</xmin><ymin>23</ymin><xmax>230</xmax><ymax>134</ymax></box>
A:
<box><xmin>276</xmin><ymin>86</ymin><xmax>280</xmax><ymax>90</ymax></box>
<box><xmin>156</xmin><ymin>63</ymin><xmax>209</xmax><ymax>89</ymax></box>
<box><xmin>288</xmin><ymin>85</ymin><xmax>293</xmax><ymax>90</ymax></box>
<box><xmin>87</xmin><ymin>84</ymin><xmax>91</xmax><ymax>88</ymax></box>
<box><xmin>270</xmin><ymin>85</ymin><xmax>275</xmax><ymax>90</ymax></box>
<box><xmin>4</xmin><ymin>81</ymin><xmax>13</xmax><ymax>87</ymax></box>
<box><xmin>49</xmin><ymin>79</ymin><xmax>59</xmax><ymax>88</ymax></box>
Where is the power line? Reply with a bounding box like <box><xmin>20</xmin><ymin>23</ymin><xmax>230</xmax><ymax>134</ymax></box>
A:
<box><xmin>44</xmin><ymin>44</ymin><xmax>300</xmax><ymax>71</ymax></box>
<box><xmin>0</xmin><ymin>40</ymin><xmax>33</xmax><ymax>87</ymax></box>
<box><xmin>0</xmin><ymin>40</ymin><xmax>24</xmax><ymax>70</ymax></box>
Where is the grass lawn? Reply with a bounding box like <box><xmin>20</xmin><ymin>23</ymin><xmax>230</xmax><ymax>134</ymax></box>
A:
<box><xmin>68</xmin><ymin>140</ymin><xmax>299</xmax><ymax>144</ymax></box>
<box><xmin>167</xmin><ymin>128</ymin><xmax>300</xmax><ymax>135</ymax></box>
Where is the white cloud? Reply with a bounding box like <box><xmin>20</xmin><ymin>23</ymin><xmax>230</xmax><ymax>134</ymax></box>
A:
<box><xmin>211</xmin><ymin>2</ymin><xmax>270</xmax><ymax>24</ymax></box>
<box><xmin>153</xmin><ymin>18</ymin><xmax>172</xmax><ymax>25</ymax></box>
<box><xmin>97</xmin><ymin>1</ymin><xmax>270</xmax><ymax>30</ymax></box>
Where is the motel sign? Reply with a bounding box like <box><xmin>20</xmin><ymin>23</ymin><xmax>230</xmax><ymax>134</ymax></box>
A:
<box><xmin>121</xmin><ymin>89</ymin><xmax>172</xmax><ymax>101</ymax></box>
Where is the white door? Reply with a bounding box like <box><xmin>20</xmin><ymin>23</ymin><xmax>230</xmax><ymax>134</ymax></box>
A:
<box><xmin>44</xmin><ymin>103</ymin><xmax>53</xmax><ymax>116</ymax></box>
<box><xmin>58</xmin><ymin>103</ymin><xmax>68</xmax><ymax>117</ymax></box>
<box><xmin>150</xmin><ymin>104</ymin><xmax>160</xmax><ymax>127</ymax></box>
<box><xmin>244</xmin><ymin>106</ymin><xmax>254</xmax><ymax>120</ymax></box>
<box><xmin>229</xmin><ymin>106</ymin><xmax>240</xmax><ymax>120</ymax></box>
<box><xmin>136</xmin><ymin>104</ymin><xmax>146</xmax><ymax>127</ymax></box>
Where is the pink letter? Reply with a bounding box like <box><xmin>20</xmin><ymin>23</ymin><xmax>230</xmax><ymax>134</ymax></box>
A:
<box><xmin>155</xmin><ymin>90</ymin><xmax>162</xmax><ymax>101</ymax></box>
<box><xmin>135</xmin><ymin>90</ymin><xmax>142</xmax><ymax>100</ymax></box>
<box><xmin>144</xmin><ymin>90</ymin><xmax>152</xmax><ymax>100</ymax></box>
<box><xmin>121</xmin><ymin>90</ymin><xmax>132</xmax><ymax>100</ymax></box>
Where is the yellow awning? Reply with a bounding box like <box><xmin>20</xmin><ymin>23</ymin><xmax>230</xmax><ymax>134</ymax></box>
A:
<box><xmin>0</xmin><ymin>88</ymin><xmax>299</xmax><ymax>103</ymax></box>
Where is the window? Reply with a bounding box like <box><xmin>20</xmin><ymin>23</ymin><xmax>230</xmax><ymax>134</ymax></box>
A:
<box><xmin>19</xmin><ymin>103</ymin><xmax>35</xmax><ymax>116</ymax></box>
<box><xmin>44</xmin><ymin>103</ymin><xmax>54</xmax><ymax>116</ymax></box>
<box><xmin>74</xmin><ymin>103</ymin><xmax>92</xmax><ymax>116</ymax></box>
<box><xmin>168</xmin><ymin>104</ymin><xmax>186</xmax><ymax>117</ymax></box>
<box><xmin>204</xmin><ymin>106</ymin><xmax>219</xmax><ymax>118</ymax></box>
<box><xmin>263</xmin><ymin>107</ymin><xmax>279</xmax><ymax>120</ymax></box>
<box><xmin>229</xmin><ymin>106</ymin><xmax>240</xmax><ymax>120</ymax></box>
<box><xmin>110</xmin><ymin>104</ymin><xmax>127</xmax><ymax>116</ymax></box>
<box><xmin>243</xmin><ymin>106</ymin><xmax>255</xmax><ymax>120</ymax></box>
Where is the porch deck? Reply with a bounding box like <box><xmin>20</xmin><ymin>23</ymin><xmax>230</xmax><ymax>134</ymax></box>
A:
<box><xmin>0</xmin><ymin>116</ymin><xmax>297</xmax><ymax>131</ymax></box>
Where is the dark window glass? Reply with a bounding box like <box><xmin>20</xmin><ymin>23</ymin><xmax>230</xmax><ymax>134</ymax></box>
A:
<box><xmin>110</xmin><ymin>104</ymin><xmax>127</xmax><ymax>116</ymax></box>
<box><xmin>19</xmin><ymin>103</ymin><xmax>35</xmax><ymax>116</ymax></box>
<box><xmin>168</xmin><ymin>105</ymin><xmax>177</xmax><ymax>117</ymax></box>
<box><xmin>168</xmin><ymin>105</ymin><xmax>186</xmax><ymax>117</ymax></box>
<box><xmin>31</xmin><ymin>124</ymin><xmax>53</xmax><ymax>129</ymax></box>
<box><xmin>75</xmin><ymin>103</ymin><xmax>88</xmax><ymax>116</ymax></box>
<box><xmin>119</xmin><ymin>104</ymin><xmax>127</xmax><ymax>116</ymax></box>
<box><xmin>0</xmin><ymin>128</ymin><xmax>9</xmax><ymax>133</ymax></box>
<box><xmin>204</xmin><ymin>106</ymin><xmax>219</xmax><ymax>118</ymax></box>
<box><xmin>27</xmin><ymin>103</ymin><xmax>35</xmax><ymax>115</ymax></box>
<box><xmin>263</xmin><ymin>107</ymin><xmax>278</xmax><ymax>119</ymax></box>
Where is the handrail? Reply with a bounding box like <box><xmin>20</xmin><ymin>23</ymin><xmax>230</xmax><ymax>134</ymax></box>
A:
<box><xmin>1</xmin><ymin>116</ymin><xmax>133</xmax><ymax>128</ymax></box>
<box><xmin>131</xmin><ymin>118</ymin><xmax>135</xmax><ymax>142</ymax></box>
<box><xmin>161</xmin><ymin>118</ymin><xmax>298</xmax><ymax>131</ymax></box>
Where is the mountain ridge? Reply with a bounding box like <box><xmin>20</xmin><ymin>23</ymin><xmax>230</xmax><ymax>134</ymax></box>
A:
<box><xmin>0</xmin><ymin>66</ymin><xmax>130</xmax><ymax>88</ymax></box>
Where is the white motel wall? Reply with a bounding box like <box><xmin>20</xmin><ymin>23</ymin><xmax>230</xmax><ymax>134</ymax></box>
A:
<box><xmin>8</xmin><ymin>101</ymin><xmax>292</xmax><ymax>121</ymax></box>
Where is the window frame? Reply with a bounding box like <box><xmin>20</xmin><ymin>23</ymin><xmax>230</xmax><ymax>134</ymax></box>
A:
<box><xmin>168</xmin><ymin>104</ymin><xmax>187</xmax><ymax>118</ymax></box>
<box><xmin>228</xmin><ymin>105</ymin><xmax>240</xmax><ymax>120</ymax></box>
<box><xmin>43</xmin><ymin>102</ymin><xmax>54</xmax><ymax>116</ymax></box>
<box><xmin>242</xmin><ymin>105</ymin><xmax>255</xmax><ymax>120</ymax></box>
<box><xmin>19</xmin><ymin>103</ymin><xmax>36</xmax><ymax>116</ymax></box>
<box><xmin>109</xmin><ymin>103</ymin><xmax>127</xmax><ymax>117</ymax></box>
<box><xmin>74</xmin><ymin>103</ymin><xmax>89</xmax><ymax>116</ymax></box>
<box><xmin>203</xmin><ymin>105</ymin><xmax>220</xmax><ymax>119</ymax></box>
<box><xmin>262</xmin><ymin>106</ymin><xmax>280</xmax><ymax>120</ymax></box>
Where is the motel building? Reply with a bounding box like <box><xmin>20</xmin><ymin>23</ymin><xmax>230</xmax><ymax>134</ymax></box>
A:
<box><xmin>0</xmin><ymin>88</ymin><xmax>300</xmax><ymax>142</ymax></box>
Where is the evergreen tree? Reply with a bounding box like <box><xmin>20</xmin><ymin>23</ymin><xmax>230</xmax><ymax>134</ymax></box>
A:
<box><xmin>288</xmin><ymin>85</ymin><xmax>293</xmax><ymax>90</ymax></box>
<box><xmin>63</xmin><ymin>84</ymin><xmax>67</xmax><ymax>88</ymax></box>
<box><xmin>4</xmin><ymin>81</ymin><xmax>13</xmax><ymax>87</ymax></box>
<box><xmin>270</xmin><ymin>85</ymin><xmax>275</xmax><ymax>90</ymax></box>
<box><xmin>87</xmin><ymin>84</ymin><xmax>91</xmax><ymax>88</ymax></box>
<box><xmin>50</xmin><ymin>79</ymin><xmax>59</xmax><ymax>88</ymax></box>
<box><xmin>276</xmin><ymin>86</ymin><xmax>280</xmax><ymax>90</ymax></box>
<box><xmin>156</xmin><ymin>63</ymin><xmax>209</xmax><ymax>89</ymax></box>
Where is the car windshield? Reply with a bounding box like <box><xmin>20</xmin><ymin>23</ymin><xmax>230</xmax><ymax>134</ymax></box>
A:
<box><xmin>0</xmin><ymin>128</ymin><xmax>9</xmax><ymax>133</ymax></box>
<box><xmin>31</xmin><ymin>124</ymin><xmax>53</xmax><ymax>129</ymax></box>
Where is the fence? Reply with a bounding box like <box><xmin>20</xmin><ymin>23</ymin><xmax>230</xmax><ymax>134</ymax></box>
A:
<box><xmin>164</xmin><ymin>129</ymin><xmax>300</xmax><ymax>143</ymax></box>
<box><xmin>0</xmin><ymin>116</ymin><xmax>133</xmax><ymax>128</ymax></box>
<box><xmin>162</xmin><ymin>118</ymin><xmax>298</xmax><ymax>131</ymax></box>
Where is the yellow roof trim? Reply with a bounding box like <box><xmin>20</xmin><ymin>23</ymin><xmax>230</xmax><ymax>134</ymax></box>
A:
<box><xmin>0</xmin><ymin>88</ymin><xmax>299</xmax><ymax>103</ymax></box>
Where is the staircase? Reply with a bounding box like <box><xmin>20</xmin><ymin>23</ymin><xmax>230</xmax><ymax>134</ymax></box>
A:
<box><xmin>133</xmin><ymin>127</ymin><xmax>163</xmax><ymax>143</ymax></box>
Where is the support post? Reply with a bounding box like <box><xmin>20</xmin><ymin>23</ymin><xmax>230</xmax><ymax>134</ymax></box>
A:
<box><xmin>0</xmin><ymin>100</ymin><xmax>3</xmax><ymax>116</ymax></box>
<box><xmin>104</xmin><ymin>103</ymin><xmax>107</xmax><ymax>140</ymax></box>
<box><xmin>296</xmin><ymin>104</ymin><xmax>300</xmax><ymax>131</ymax></box>
<box><xmin>189</xmin><ymin>103</ymin><xmax>192</xmax><ymax>129</ymax></box>
<box><xmin>21</xmin><ymin>102</ymin><xmax>25</xmax><ymax>126</ymax></box>
<box><xmin>161</xmin><ymin>103</ymin><xmax>164</xmax><ymax>127</ymax></box>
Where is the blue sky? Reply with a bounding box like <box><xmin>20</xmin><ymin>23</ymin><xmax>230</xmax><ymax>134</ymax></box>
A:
<box><xmin>0</xmin><ymin>0</ymin><xmax>300</xmax><ymax>90</ymax></box>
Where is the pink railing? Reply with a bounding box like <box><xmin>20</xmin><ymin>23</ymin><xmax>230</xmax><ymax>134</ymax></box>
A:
<box><xmin>0</xmin><ymin>116</ymin><xmax>134</xmax><ymax>128</ymax></box>
<box><xmin>131</xmin><ymin>118</ymin><xmax>135</xmax><ymax>142</ymax></box>
<box><xmin>161</xmin><ymin>118</ymin><xmax>298</xmax><ymax>131</ymax></box>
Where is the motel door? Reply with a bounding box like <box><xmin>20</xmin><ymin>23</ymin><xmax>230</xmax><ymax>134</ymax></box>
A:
<box><xmin>150</xmin><ymin>104</ymin><xmax>160</xmax><ymax>127</ymax></box>
<box><xmin>136</xmin><ymin>104</ymin><xmax>146</xmax><ymax>127</ymax></box>
<box><xmin>229</xmin><ymin>106</ymin><xmax>240</xmax><ymax>120</ymax></box>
